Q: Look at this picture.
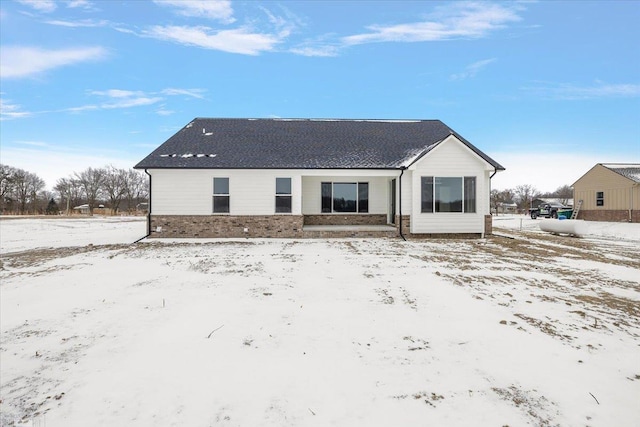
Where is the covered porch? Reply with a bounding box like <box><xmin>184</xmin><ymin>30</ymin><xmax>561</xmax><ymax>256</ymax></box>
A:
<box><xmin>299</xmin><ymin>170</ymin><xmax>402</xmax><ymax>229</ymax></box>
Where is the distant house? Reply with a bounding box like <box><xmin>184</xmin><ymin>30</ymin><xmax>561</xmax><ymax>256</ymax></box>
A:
<box><xmin>72</xmin><ymin>204</ymin><xmax>107</xmax><ymax>215</ymax></box>
<box><xmin>496</xmin><ymin>202</ymin><xmax>517</xmax><ymax>214</ymax></box>
<box><xmin>572</xmin><ymin>163</ymin><xmax>640</xmax><ymax>222</ymax></box>
<box><xmin>73</xmin><ymin>204</ymin><xmax>90</xmax><ymax>215</ymax></box>
<box><xmin>134</xmin><ymin>118</ymin><xmax>505</xmax><ymax>238</ymax></box>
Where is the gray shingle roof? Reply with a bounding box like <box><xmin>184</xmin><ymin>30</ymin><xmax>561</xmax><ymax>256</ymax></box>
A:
<box><xmin>134</xmin><ymin>118</ymin><xmax>504</xmax><ymax>170</ymax></box>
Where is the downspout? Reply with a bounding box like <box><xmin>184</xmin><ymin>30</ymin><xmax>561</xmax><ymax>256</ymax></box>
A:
<box><xmin>490</xmin><ymin>166</ymin><xmax>498</xmax><ymax>180</ymax></box>
<box><xmin>487</xmin><ymin>167</ymin><xmax>498</xmax><ymax>238</ymax></box>
<box><xmin>398</xmin><ymin>167</ymin><xmax>407</xmax><ymax>241</ymax></box>
<box><xmin>134</xmin><ymin>169</ymin><xmax>152</xmax><ymax>243</ymax></box>
<box><xmin>489</xmin><ymin>167</ymin><xmax>498</xmax><ymax>214</ymax></box>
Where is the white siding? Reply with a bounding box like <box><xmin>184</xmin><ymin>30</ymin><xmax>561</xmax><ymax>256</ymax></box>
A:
<box><xmin>149</xmin><ymin>169</ymin><xmax>303</xmax><ymax>215</ymax></box>
<box><xmin>149</xmin><ymin>169</ymin><xmax>399</xmax><ymax>216</ymax></box>
<box><xmin>399</xmin><ymin>170</ymin><xmax>413</xmax><ymax>215</ymax></box>
<box><xmin>408</xmin><ymin>136</ymin><xmax>494</xmax><ymax>234</ymax></box>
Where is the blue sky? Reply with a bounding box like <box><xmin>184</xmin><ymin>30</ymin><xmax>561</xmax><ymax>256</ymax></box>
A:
<box><xmin>1</xmin><ymin>0</ymin><xmax>639</xmax><ymax>192</ymax></box>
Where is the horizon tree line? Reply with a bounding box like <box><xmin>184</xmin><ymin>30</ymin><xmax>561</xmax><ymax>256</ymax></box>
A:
<box><xmin>1</xmin><ymin>164</ymin><xmax>148</xmax><ymax>216</ymax></box>
<box><xmin>491</xmin><ymin>184</ymin><xmax>573</xmax><ymax>214</ymax></box>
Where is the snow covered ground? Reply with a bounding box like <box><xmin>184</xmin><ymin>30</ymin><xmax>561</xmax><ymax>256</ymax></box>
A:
<box><xmin>1</xmin><ymin>216</ymin><xmax>639</xmax><ymax>426</ymax></box>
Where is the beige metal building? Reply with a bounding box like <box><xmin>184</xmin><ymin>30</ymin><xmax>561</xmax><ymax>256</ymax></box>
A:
<box><xmin>572</xmin><ymin>164</ymin><xmax>640</xmax><ymax>222</ymax></box>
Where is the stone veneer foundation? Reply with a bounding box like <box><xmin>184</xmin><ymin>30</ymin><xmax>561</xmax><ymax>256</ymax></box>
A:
<box><xmin>150</xmin><ymin>215</ymin><xmax>304</xmax><ymax>238</ymax></box>
<box><xmin>578</xmin><ymin>210</ymin><xmax>638</xmax><ymax>223</ymax></box>
<box><xmin>304</xmin><ymin>214</ymin><xmax>387</xmax><ymax>226</ymax></box>
<box><xmin>148</xmin><ymin>214</ymin><xmax>493</xmax><ymax>239</ymax></box>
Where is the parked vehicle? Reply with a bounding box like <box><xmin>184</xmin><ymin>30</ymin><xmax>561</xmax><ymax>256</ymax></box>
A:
<box><xmin>529</xmin><ymin>203</ymin><xmax>573</xmax><ymax>219</ymax></box>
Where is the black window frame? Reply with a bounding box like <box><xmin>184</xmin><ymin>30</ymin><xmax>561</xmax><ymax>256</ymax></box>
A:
<box><xmin>275</xmin><ymin>177</ymin><xmax>292</xmax><ymax>213</ymax></box>
<box><xmin>596</xmin><ymin>191</ymin><xmax>604</xmax><ymax>207</ymax></box>
<box><xmin>321</xmin><ymin>182</ymin><xmax>369</xmax><ymax>213</ymax></box>
<box><xmin>421</xmin><ymin>176</ymin><xmax>476</xmax><ymax>213</ymax></box>
<box><xmin>213</xmin><ymin>177</ymin><xmax>230</xmax><ymax>213</ymax></box>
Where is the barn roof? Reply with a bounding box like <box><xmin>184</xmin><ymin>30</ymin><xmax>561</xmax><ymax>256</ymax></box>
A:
<box><xmin>601</xmin><ymin>163</ymin><xmax>640</xmax><ymax>183</ymax></box>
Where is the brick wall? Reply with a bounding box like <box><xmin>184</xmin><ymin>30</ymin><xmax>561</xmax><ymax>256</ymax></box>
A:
<box><xmin>394</xmin><ymin>215</ymin><xmax>411</xmax><ymax>233</ymax></box>
<box><xmin>303</xmin><ymin>214</ymin><xmax>387</xmax><ymax>226</ymax></box>
<box><xmin>150</xmin><ymin>215</ymin><xmax>304</xmax><ymax>238</ymax></box>
<box><xmin>578</xmin><ymin>210</ymin><xmax>638</xmax><ymax>223</ymax></box>
<box><xmin>149</xmin><ymin>214</ymin><xmax>489</xmax><ymax>239</ymax></box>
<box><xmin>302</xmin><ymin>229</ymin><xmax>398</xmax><ymax>238</ymax></box>
<box><xmin>485</xmin><ymin>214</ymin><xmax>493</xmax><ymax>235</ymax></box>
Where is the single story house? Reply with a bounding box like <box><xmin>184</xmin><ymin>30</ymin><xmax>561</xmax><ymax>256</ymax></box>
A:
<box><xmin>72</xmin><ymin>204</ymin><xmax>90</xmax><ymax>215</ymax></box>
<box><xmin>134</xmin><ymin>118</ymin><xmax>505</xmax><ymax>238</ymax></box>
<box><xmin>572</xmin><ymin>163</ymin><xmax>640</xmax><ymax>222</ymax></box>
<box><xmin>495</xmin><ymin>202</ymin><xmax>517</xmax><ymax>215</ymax></box>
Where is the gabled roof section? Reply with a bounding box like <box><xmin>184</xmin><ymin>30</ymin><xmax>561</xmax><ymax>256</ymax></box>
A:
<box><xmin>135</xmin><ymin>118</ymin><xmax>504</xmax><ymax>170</ymax></box>
<box><xmin>601</xmin><ymin>163</ymin><xmax>640</xmax><ymax>184</ymax></box>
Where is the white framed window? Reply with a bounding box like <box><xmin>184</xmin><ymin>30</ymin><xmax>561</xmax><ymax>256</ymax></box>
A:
<box><xmin>275</xmin><ymin>178</ymin><xmax>292</xmax><ymax>213</ymax></box>
<box><xmin>213</xmin><ymin>177</ymin><xmax>229</xmax><ymax>213</ymax></box>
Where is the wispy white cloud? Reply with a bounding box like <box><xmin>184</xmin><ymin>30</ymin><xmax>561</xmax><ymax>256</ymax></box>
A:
<box><xmin>291</xmin><ymin>2</ymin><xmax>524</xmax><ymax>57</ymax></box>
<box><xmin>143</xmin><ymin>25</ymin><xmax>283</xmax><ymax>55</ymax></box>
<box><xmin>522</xmin><ymin>81</ymin><xmax>640</xmax><ymax>100</ymax></box>
<box><xmin>0</xmin><ymin>46</ymin><xmax>108</xmax><ymax>79</ymax></box>
<box><xmin>290</xmin><ymin>33</ymin><xmax>341</xmax><ymax>57</ymax></box>
<box><xmin>156</xmin><ymin>108</ymin><xmax>175</xmax><ymax>116</ymax></box>
<box><xmin>16</xmin><ymin>0</ymin><xmax>57</xmax><ymax>13</ymax></box>
<box><xmin>45</xmin><ymin>18</ymin><xmax>109</xmax><ymax>27</ymax></box>
<box><xmin>450</xmin><ymin>58</ymin><xmax>497</xmax><ymax>80</ymax></box>
<box><xmin>342</xmin><ymin>2</ymin><xmax>522</xmax><ymax>46</ymax></box>
<box><xmin>154</xmin><ymin>0</ymin><xmax>235</xmax><ymax>24</ymax></box>
<box><xmin>289</xmin><ymin>45</ymin><xmax>340</xmax><ymax>57</ymax></box>
<box><xmin>84</xmin><ymin>90</ymin><xmax>162</xmax><ymax>109</ymax></box>
<box><xmin>0</xmin><ymin>98</ymin><xmax>33</xmax><ymax>120</ymax></box>
<box><xmin>64</xmin><ymin>87</ymin><xmax>207</xmax><ymax>113</ymax></box>
<box><xmin>161</xmin><ymin>88</ymin><xmax>206</xmax><ymax>99</ymax></box>
<box><xmin>89</xmin><ymin>89</ymin><xmax>146</xmax><ymax>99</ymax></box>
<box><xmin>1</xmin><ymin>86</ymin><xmax>207</xmax><ymax>120</ymax></box>
<box><xmin>258</xmin><ymin>4</ymin><xmax>299</xmax><ymax>38</ymax></box>
<box><xmin>66</xmin><ymin>0</ymin><xmax>92</xmax><ymax>9</ymax></box>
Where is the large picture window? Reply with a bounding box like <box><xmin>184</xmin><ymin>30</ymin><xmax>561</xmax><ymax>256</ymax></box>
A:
<box><xmin>213</xmin><ymin>177</ymin><xmax>229</xmax><ymax>213</ymax></box>
<box><xmin>421</xmin><ymin>176</ymin><xmax>476</xmax><ymax>213</ymax></box>
<box><xmin>275</xmin><ymin>177</ymin><xmax>292</xmax><ymax>213</ymax></box>
<box><xmin>321</xmin><ymin>182</ymin><xmax>369</xmax><ymax>213</ymax></box>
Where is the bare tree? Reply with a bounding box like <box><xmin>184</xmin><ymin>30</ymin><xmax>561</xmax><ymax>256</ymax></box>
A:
<box><xmin>103</xmin><ymin>166</ymin><xmax>128</xmax><ymax>215</ymax></box>
<box><xmin>514</xmin><ymin>184</ymin><xmax>540</xmax><ymax>212</ymax></box>
<box><xmin>490</xmin><ymin>188</ymin><xmax>515</xmax><ymax>215</ymax></box>
<box><xmin>0</xmin><ymin>164</ymin><xmax>16</xmax><ymax>213</ymax></box>
<box><xmin>12</xmin><ymin>169</ymin><xmax>45</xmax><ymax>214</ymax></box>
<box><xmin>553</xmin><ymin>185</ymin><xmax>573</xmax><ymax>205</ymax></box>
<box><xmin>54</xmin><ymin>177</ymin><xmax>84</xmax><ymax>215</ymax></box>
<box><xmin>124</xmin><ymin>169</ymin><xmax>148</xmax><ymax>213</ymax></box>
<box><xmin>75</xmin><ymin>167</ymin><xmax>106</xmax><ymax>216</ymax></box>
